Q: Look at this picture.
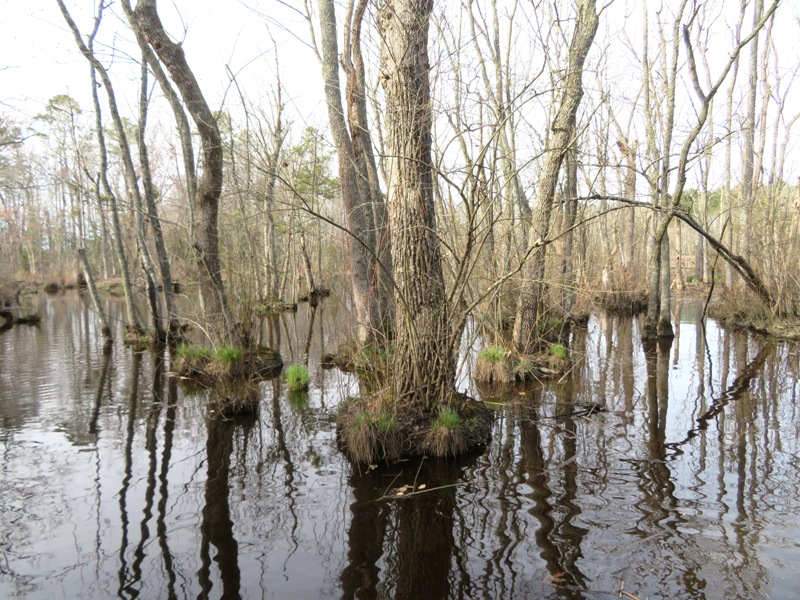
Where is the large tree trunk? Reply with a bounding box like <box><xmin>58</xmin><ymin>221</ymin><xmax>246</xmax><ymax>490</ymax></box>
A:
<box><xmin>378</xmin><ymin>0</ymin><xmax>452</xmax><ymax>410</ymax></box>
<box><xmin>512</xmin><ymin>0</ymin><xmax>598</xmax><ymax>354</ymax></box>
<box><xmin>130</xmin><ymin>0</ymin><xmax>236</xmax><ymax>344</ymax></box>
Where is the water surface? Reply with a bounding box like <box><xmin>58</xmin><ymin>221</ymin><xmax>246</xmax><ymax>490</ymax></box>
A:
<box><xmin>1</xmin><ymin>293</ymin><xmax>798</xmax><ymax>599</ymax></box>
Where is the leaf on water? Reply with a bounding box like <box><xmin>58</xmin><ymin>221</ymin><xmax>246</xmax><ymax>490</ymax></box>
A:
<box><xmin>544</xmin><ymin>572</ymin><xmax>567</xmax><ymax>585</ymax></box>
<box><xmin>393</xmin><ymin>484</ymin><xmax>410</xmax><ymax>496</ymax></box>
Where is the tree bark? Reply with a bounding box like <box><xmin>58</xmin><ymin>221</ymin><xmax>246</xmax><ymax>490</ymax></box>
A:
<box><xmin>512</xmin><ymin>0</ymin><xmax>598</xmax><ymax>354</ymax></box>
<box><xmin>343</xmin><ymin>0</ymin><xmax>394</xmax><ymax>331</ymax></box>
<box><xmin>129</xmin><ymin>0</ymin><xmax>236</xmax><ymax>344</ymax></box>
<box><xmin>378</xmin><ymin>0</ymin><xmax>452</xmax><ymax>409</ymax></box>
<box><xmin>317</xmin><ymin>0</ymin><xmax>385</xmax><ymax>344</ymax></box>
<box><xmin>56</xmin><ymin>0</ymin><xmax>143</xmax><ymax>332</ymax></box>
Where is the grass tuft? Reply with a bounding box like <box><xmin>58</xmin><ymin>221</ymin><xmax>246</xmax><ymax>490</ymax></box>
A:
<box><xmin>478</xmin><ymin>345</ymin><xmax>506</xmax><ymax>363</ymax></box>
<box><xmin>474</xmin><ymin>344</ymin><xmax>514</xmax><ymax>383</ymax></box>
<box><xmin>425</xmin><ymin>407</ymin><xmax>466</xmax><ymax>457</ymax></box>
<box><xmin>549</xmin><ymin>343</ymin><xmax>568</xmax><ymax>359</ymax></box>
<box><xmin>176</xmin><ymin>343</ymin><xmax>213</xmax><ymax>362</ymax></box>
<box><xmin>215</xmin><ymin>345</ymin><xmax>245</xmax><ymax>363</ymax></box>
<box><xmin>286</xmin><ymin>363</ymin><xmax>310</xmax><ymax>391</ymax></box>
<box><xmin>435</xmin><ymin>407</ymin><xmax>461</xmax><ymax>429</ymax></box>
<box><xmin>373</xmin><ymin>410</ymin><xmax>398</xmax><ymax>434</ymax></box>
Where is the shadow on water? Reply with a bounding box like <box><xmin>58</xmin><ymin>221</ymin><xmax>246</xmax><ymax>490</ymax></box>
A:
<box><xmin>198</xmin><ymin>412</ymin><xmax>253</xmax><ymax>600</ymax></box>
<box><xmin>2</xmin><ymin>295</ymin><xmax>800</xmax><ymax>599</ymax></box>
<box><xmin>341</xmin><ymin>453</ymin><xmax>481</xmax><ymax>600</ymax></box>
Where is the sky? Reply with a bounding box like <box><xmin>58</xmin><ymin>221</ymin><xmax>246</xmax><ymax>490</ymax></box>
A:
<box><xmin>0</xmin><ymin>0</ymin><xmax>326</xmax><ymax>128</ymax></box>
<box><xmin>2</xmin><ymin>0</ymin><xmax>800</xmax><ymax>189</ymax></box>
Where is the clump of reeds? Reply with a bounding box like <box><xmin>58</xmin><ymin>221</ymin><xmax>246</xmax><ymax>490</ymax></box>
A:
<box><xmin>474</xmin><ymin>345</ymin><xmax>514</xmax><ymax>383</ymax></box>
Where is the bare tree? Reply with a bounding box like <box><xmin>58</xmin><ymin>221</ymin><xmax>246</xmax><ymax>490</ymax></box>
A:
<box><xmin>128</xmin><ymin>0</ymin><xmax>237</xmax><ymax>344</ymax></box>
<box><xmin>512</xmin><ymin>0</ymin><xmax>599</xmax><ymax>355</ymax></box>
<box><xmin>313</xmin><ymin>0</ymin><xmax>391</xmax><ymax>344</ymax></box>
<box><xmin>56</xmin><ymin>0</ymin><xmax>144</xmax><ymax>332</ymax></box>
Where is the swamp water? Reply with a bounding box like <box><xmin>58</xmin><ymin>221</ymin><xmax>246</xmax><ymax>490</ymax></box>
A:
<box><xmin>1</xmin><ymin>293</ymin><xmax>799</xmax><ymax>599</ymax></box>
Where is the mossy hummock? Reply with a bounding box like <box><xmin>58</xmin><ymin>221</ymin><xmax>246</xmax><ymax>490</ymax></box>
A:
<box><xmin>337</xmin><ymin>390</ymin><xmax>492</xmax><ymax>463</ymax></box>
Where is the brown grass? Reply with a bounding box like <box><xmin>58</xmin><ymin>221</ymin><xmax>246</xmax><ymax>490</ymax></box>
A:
<box><xmin>594</xmin><ymin>288</ymin><xmax>648</xmax><ymax>314</ymax></box>
<box><xmin>710</xmin><ymin>288</ymin><xmax>800</xmax><ymax>340</ymax></box>
<box><xmin>208</xmin><ymin>382</ymin><xmax>262</xmax><ymax>417</ymax></box>
<box><xmin>424</xmin><ymin>421</ymin><xmax>467</xmax><ymax>457</ymax></box>
<box><xmin>336</xmin><ymin>391</ymin><xmax>493</xmax><ymax>463</ymax></box>
<box><xmin>474</xmin><ymin>353</ymin><xmax>515</xmax><ymax>384</ymax></box>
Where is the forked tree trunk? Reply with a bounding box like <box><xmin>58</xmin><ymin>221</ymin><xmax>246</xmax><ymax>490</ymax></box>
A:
<box><xmin>378</xmin><ymin>0</ymin><xmax>452</xmax><ymax>410</ymax></box>
<box><xmin>129</xmin><ymin>0</ymin><xmax>237</xmax><ymax>344</ymax></box>
<box><xmin>642</xmin><ymin>0</ymin><xmax>778</xmax><ymax>338</ymax></box>
<box><xmin>343</xmin><ymin>0</ymin><xmax>394</xmax><ymax>332</ymax></box>
<box><xmin>317</xmin><ymin>0</ymin><xmax>379</xmax><ymax>342</ymax></box>
<box><xmin>512</xmin><ymin>0</ymin><xmax>598</xmax><ymax>354</ymax></box>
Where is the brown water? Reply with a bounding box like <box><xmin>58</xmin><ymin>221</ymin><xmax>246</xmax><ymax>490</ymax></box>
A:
<box><xmin>1</xmin><ymin>293</ymin><xmax>798</xmax><ymax>599</ymax></box>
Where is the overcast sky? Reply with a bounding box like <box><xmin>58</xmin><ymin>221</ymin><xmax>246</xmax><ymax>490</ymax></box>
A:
<box><xmin>3</xmin><ymin>0</ymin><xmax>800</xmax><ymax>186</ymax></box>
<box><xmin>0</xmin><ymin>1</ymin><xmax>325</xmax><ymax>126</ymax></box>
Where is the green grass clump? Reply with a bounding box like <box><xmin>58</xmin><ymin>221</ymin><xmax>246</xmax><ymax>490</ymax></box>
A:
<box><xmin>549</xmin><ymin>343</ymin><xmax>568</xmax><ymax>359</ymax></box>
<box><xmin>436</xmin><ymin>407</ymin><xmax>461</xmax><ymax>429</ymax></box>
<box><xmin>215</xmin><ymin>345</ymin><xmax>245</xmax><ymax>363</ymax></box>
<box><xmin>176</xmin><ymin>343</ymin><xmax>212</xmax><ymax>361</ymax></box>
<box><xmin>353</xmin><ymin>411</ymin><xmax>370</xmax><ymax>428</ymax></box>
<box><xmin>545</xmin><ymin>317</ymin><xmax>564</xmax><ymax>331</ymax></box>
<box><xmin>374</xmin><ymin>410</ymin><xmax>398</xmax><ymax>434</ymax></box>
<box><xmin>286</xmin><ymin>363</ymin><xmax>310</xmax><ymax>391</ymax></box>
<box><xmin>353</xmin><ymin>344</ymin><xmax>389</xmax><ymax>371</ymax></box>
<box><xmin>478</xmin><ymin>345</ymin><xmax>506</xmax><ymax>363</ymax></box>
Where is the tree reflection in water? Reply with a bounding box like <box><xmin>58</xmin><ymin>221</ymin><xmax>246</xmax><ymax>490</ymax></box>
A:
<box><xmin>1</xmin><ymin>296</ymin><xmax>800</xmax><ymax>598</ymax></box>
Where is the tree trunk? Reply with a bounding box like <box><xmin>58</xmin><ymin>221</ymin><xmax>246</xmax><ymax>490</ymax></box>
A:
<box><xmin>78</xmin><ymin>247</ymin><xmax>112</xmax><ymax>344</ymax></box>
<box><xmin>56</xmin><ymin>0</ymin><xmax>143</xmax><ymax>332</ymax></box>
<box><xmin>741</xmin><ymin>0</ymin><xmax>763</xmax><ymax>263</ymax></box>
<box><xmin>317</xmin><ymin>0</ymin><xmax>384</xmax><ymax>345</ymax></box>
<box><xmin>512</xmin><ymin>0</ymin><xmax>598</xmax><ymax>354</ymax></box>
<box><xmin>562</xmin><ymin>147</ymin><xmax>579</xmax><ymax>315</ymax></box>
<box><xmin>343</xmin><ymin>0</ymin><xmax>394</xmax><ymax>332</ymax></box>
<box><xmin>262</xmin><ymin>92</ymin><xmax>285</xmax><ymax>301</ymax></box>
<box><xmin>378</xmin><ymin>0</ymin><xmax>452</xmax><ymax>409</ymax></box>
<box><xmin>137</xmin><ymin>52</ymin><xmax>179</xmax><ymax>341</ymax></box>
<box><xmin>130</xmin><ymin>0</ymin><xmax>236</xmax><ymax>345</ymax></box>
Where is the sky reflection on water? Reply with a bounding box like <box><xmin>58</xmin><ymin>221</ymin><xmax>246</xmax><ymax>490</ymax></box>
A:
<box><xmin>1</xmin><ymin>292</ymin><xmax>799</xmax><ymax>599</ymax></box>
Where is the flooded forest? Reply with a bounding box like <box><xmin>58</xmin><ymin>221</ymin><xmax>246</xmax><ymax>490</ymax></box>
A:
<box><xmin>1</xmin><ymin>0</ymin><xmax>800</xmax><ymax>598</ymax></box>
